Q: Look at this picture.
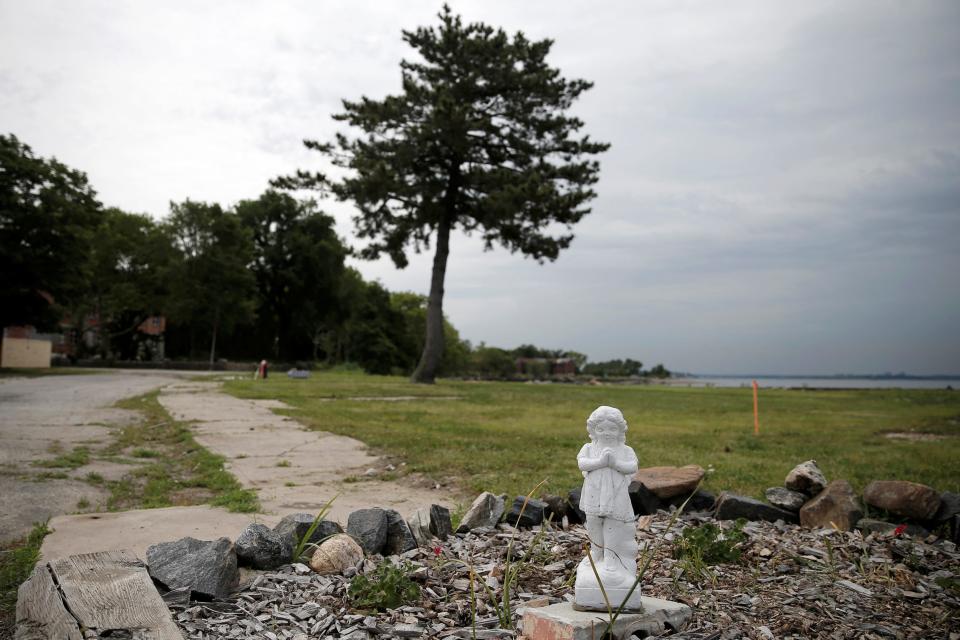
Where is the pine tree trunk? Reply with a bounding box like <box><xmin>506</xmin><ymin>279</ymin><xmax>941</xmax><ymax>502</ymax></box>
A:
<box><xmin>411</xmin><ymin>215</ymin><xmax>451</xmax><ymax>384</ymax></box>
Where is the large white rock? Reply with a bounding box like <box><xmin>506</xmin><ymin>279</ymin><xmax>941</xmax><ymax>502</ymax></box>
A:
<box><xmin>308</xmin><ymin>533</ymin><xmax>363</xmax><ymax>575</ymax></box>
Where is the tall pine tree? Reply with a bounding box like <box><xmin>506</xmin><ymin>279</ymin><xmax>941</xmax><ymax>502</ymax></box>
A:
<box><xmin>277</xmin><ymin>6</ymin><xmax>609</xmax><ymax>382</ymax></box>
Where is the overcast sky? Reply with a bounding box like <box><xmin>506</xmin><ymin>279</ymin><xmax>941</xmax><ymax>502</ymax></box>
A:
<box><xmin>2</xmin><ymin>1</ymin><xmax>958</xmax><ymax>374</ymax></box>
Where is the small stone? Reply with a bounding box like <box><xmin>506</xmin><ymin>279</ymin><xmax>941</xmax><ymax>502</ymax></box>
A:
<box><xmin>236</xmin><ymin>523</ymin><xmax>291</xmax><ymax>569</ymax></box>
<box><xmin>273</xmin><ymin>513</ymin><xmax>343</xmax><ymax>557</ymax></box>
<box><xmin>309</xmin><ymin>533</ymin><xmax>364</xmax><ymax>575</ymax></box>
<box><xmin>785</xmin><ymin>460</ymin><xmax>827</xmax><ymax>496</ymax></box>
<box><xmin>628</xmin><ymin>480</ymin><xmax>661</xmax><ymax>516</ymax></box>
<box><xmin>765</xmin><ymin>487</ymin><xmax>808</xmax><ymax>512</ymax></box>
<box><xmin>347</xmin><ymin>508</ymin><xmax>390</xmax><ymax>554</ymax></box>
<box><xmin>683</xmin><ymin>488</ymin><xmax>717</xmax><ymax>512</ymax></box>
<box><xmin>457</xmin><ymin>492</ymin><xmax>505</xmax><ymax>532</ymax></box>
<box><xmin>714</xmin><ymin>492</ymin><xmax>799</xmax><ymax>523</ymax></box>
<box><xmin>863</xmin><ymin>480</ymin><xmax>942</xmax><ymax>520</ymax></box>
<box><xmin>799</xmin><ymin>480</ymin><xmax>862</xmax><ymax>531</ymax></box>
<box><xmin>393</xmin><ymin>624</ymin><xmax>424</xmax><ymax>637</ymax></box>
<box><xmin>505</xmin><ymin>496</ymin><xmax>548</xmax><ymax>528</ymax></box>
<box><xmin>384</xmin><ymin>509</ymin><xmax>418</xmax><ymax>554</ymax></box>
<box><xmin>632</xmin><ymin>465</ymin><xmax>705</xmax><ymax>499</ymax></box>
<box><xmin>147</xmin><ymin>536</ymin><xmax>237</xmax><ymax>600</ymax></box>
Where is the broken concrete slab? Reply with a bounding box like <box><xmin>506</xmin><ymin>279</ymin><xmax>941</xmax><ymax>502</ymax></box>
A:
<box><xmin>522</xmin><ymin>599</ymin><xmax>691</xmax><ymax>639</ymax></box>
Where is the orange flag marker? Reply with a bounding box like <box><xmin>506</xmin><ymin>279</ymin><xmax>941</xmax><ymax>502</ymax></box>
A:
<box><xmin>752</xmin><ymin>379</ymin><xmax>760</xmax><ymax>435</ymax></box>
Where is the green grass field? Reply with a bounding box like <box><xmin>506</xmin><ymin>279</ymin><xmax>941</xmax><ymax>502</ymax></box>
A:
<box><xmin>224</xmin><ymin>372</ymin><xmax>960</xmax><ymax>500</ymax></box>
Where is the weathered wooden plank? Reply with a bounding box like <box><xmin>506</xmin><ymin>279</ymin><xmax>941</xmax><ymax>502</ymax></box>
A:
<box><xmin>15</xmin><ymin>564</ymin><xmax>83</xmax><ymax>640</ymax></box>
<box><xmin>48</xmin><ymin>549</ymin><xmax>183</xmax><ymax>640</ymax></box>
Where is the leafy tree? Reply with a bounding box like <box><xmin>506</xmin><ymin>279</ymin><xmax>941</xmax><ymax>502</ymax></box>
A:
<box><xmin>236</xmin><ymin>191</ymin><xmax>347</xmax><ymax>360</ymax></box>
<box><xmin>582</xmin><ymin>358</ymin><xmax>644</xmax><ymax>378</ymax></box>
<box><xmin>164</xmin><ymin>200</ymin><xmax>256</xmax><ymax>365</ymax></box>
<box><xmin>0</xmin><ymin>134</ymin><xmax>102</xmax><ymax>329</ymax></box>
<box><xmin>277</xmin><ymin>6</ymin><xmax>608</xmax><ymax>382</ymax></box>
<box><xmin>85</xmin><ymin>208</ymin><xmax>175</xmax><ymax>358</ymax></box>
<box><xmin>647</xmin><ymin>363</ymin><xmax>671</xmax><ymax>379</ymax></box>
<box><xmin>469</xmin><ymin>345</ymin><xmax>516</xmax><ymax>379</ymax></box>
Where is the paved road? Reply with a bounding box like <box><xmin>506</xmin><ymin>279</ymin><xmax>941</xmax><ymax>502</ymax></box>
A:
<box><xmin>0</xmin><ymin>371</ymin><xmax>191</xmax><ymax>543</ymax></box>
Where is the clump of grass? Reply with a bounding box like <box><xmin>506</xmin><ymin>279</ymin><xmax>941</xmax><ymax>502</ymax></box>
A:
<box><xmin>0</xmin><ymin>522</ymin><xmax>51</xmax><ymax>630</ymax></box>
<box><xmin>34</xmin><ymin>447</ymin><xmax>89</xmax><ymax>469</ymax></box>
<box><xmin>349</xmin><ymin>561</ymin><xmax>420</xmax><ymax>611</ymax></box>
<box><xmin>85</xmin><ymin>472</ymin><xmax>104</xmax><ymax>485</ymax></box>
<box><xmin>76</xmin><ymin>498</ymin><xmax>90</xmax><ymax>510</ymax></box>
<box><xmin>105</xmin><ymin>392</ymin><xmax>259</xmax><ymax>513</ymax></box>
<box><xmin>276</xmin><ymin>460</ymin><xmax>291</xmax><ymax>467</ymax></box>
<box><xmin>672</xmin><ymin>518</ymin><xmax>747</xmax><ymax>582</ymax></box>
<box><xmin>32</xmin><ymin>471</ymin><xmax>69</xmax><ymax>481</ymax></box>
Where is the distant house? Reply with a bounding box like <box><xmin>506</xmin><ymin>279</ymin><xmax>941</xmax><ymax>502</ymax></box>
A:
<box><xmin>515</xmin><ymin>357</ymin><xmax>577</xmax><ymax>376</ymax></box>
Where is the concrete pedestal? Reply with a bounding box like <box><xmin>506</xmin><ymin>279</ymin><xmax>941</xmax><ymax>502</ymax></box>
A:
<box><xmin>522</xmin><ymin>599</ymin><xmax>692</xmax><ymax>640</ymax></box>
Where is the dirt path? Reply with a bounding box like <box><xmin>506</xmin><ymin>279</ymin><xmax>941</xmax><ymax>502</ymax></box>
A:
<box><xmin>157</xmin><ymin>380</ymin><xmax>453</xmax><ymax>523</ymax></box>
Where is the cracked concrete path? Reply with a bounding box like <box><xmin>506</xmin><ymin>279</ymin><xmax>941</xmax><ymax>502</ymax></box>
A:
<box><xmin>28</xmin><ymin>372</ymin><xmax>453</xmax><ymax>561</ymax></box>
<box><xmin>0</xmin><ymin>371</ymin><xmax>186</xmax><ymax>544</ymax></box>
<box><xmin>157</xmin><ymin>380</ymin><xmax>453</xmax><ymax>522</ymax></box>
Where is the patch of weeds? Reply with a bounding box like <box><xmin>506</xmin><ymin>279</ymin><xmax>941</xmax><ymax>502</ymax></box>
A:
<box><xmin>76</xmin><ymin>497</ymin><xmax>90</xmax><ymax>510</ymax></box>
<box><xmin>285</xmin><ymin>482</ymin><xmax>297</xmax><ymax>487</ymax></box>
<box><xmin>104</xmin><ymin>392</ymin><xmax>260</xmax><ymax>513</ymax></box>
<box><xmin>673</xmin><ymin>518</ymin><xmax>747</xmax><ymax>582</ymax></box>
<box><xmin>449</xmin><ymin>502</ymin><xmax>467</xmax><ymax>531</ymax></box>
<box><xmin>33</xmin><ymin>471</ymin><xmax>69</xmax><ymax>481</ymax></box>
<box><xmin>0</xmin><ymin>522</ymin><xmax>51</xmax><ymax>631</ymax></box>
<box><xmin>34</xmin><ymin>447</ymin><xmax>90</xmax><ymax>469</ymax></box>
<box><xmin>343</xmin><ymin>475</ymin><xmax>361</xmax><ymax>483</ymax></box>
<box><xmin>348</xmin><ymin>561</ymin><xmax>420</xmax><ymax>611</ymax></box>
<box><xmin>85</xmin><ymin>472</ymin><xmax>105</xmax><ymax>485</ymax></box>
<box><xmin>235</xmin><ymin>454</ymin><xmax>248</xmax><ymax>459</ymax></box>
<box><xmin>276</xmin><ymin>459</ymin><xmax>291</xmax><ymax>467</ymax></box>
<box><xmin>212</xmin><ymin>489</ymin><xmax>260</xmax><ymax>513</ymax></box>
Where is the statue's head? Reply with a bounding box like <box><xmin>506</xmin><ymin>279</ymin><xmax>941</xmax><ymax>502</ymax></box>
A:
<box><xmin>586</xmin><ymin>405</ymin><xmax>627</xmax><ymax>444</ymax></box>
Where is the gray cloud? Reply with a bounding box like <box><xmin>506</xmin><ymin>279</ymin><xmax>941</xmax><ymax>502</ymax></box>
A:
<box><xmin>1</xmin><ymin>0</ymin><xmax>957</xmax><ymax>373</ymax></box>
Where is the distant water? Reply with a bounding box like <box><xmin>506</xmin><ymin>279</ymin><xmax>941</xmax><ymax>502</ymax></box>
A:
<box><xmin>675</xmin><ymin>377</ymin><xmax>960</xmax><ymax>390</ymax></box>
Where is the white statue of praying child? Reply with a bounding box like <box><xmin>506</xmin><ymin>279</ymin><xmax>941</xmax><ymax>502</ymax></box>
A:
<box><xmin>575</xmin><ymin>405</ymin><xmax>641</xmax><ymax>609</ymax></box>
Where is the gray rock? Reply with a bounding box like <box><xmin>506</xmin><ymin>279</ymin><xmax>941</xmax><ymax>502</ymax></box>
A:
<box><xmin>407</xmin><ymin>507</ymin><xmax>432</xmax><ymax>546</ymax></box>
<box><xmin>147</xmin><ymin>536</ymin><xmax>238</xmax><ymax>600</ymax></box>
<box><xmin>273</xmin><ymin>513</ymin><xmax>343</xmax><ymax>557</ymax></box>
<box><xmin>856</xmin><ymin>518</ymin><xmax>929</xmax><ymax>538</ymax></box>
<box><xmin>567</xmin><ymin>487</ymin><xmax>585</xmax><ymax>524</ymax></box>
<box><xmin>457</xmin><ymin>492</ymin><xmax>505</xmax><ymax>532</ymax></box>
<box><xmin>765</xmin><ymin>487</ymin><xmax>808</xmax><ymax>512</ymax></box>
<box><xmin>934</xmin><ymin>491</ymin><xmax>960</xmax><ymax>522</ymax></box>
<box><xmin>347</xmin><ymin>508</ymin><xmax>389</xmax><ymax>554</ymax></box>
<box><xmin>863</xmin><ymin>480</ymin><xmax>941</xmax><ymax>520</ymax></box>
<box><xmin>236</xmin><ymin>523</ymin><xmax>291</xmax><ymax>569</ymax></box>
<box><xmin>714</xmin><ymin>492</ymin><xmax>799</xmax><ymax>524</ymax></box>
<box><xmin>505</xmin><ymin>496</ymin><xmax>548</xmax><ymax>528</ymax></box>
<box><xmin>800</xmin><ymin>480</ymin><xmax>862</xmax><ymax>531</ymax></box>
<box><xmin>384</xmin><ymin>509</ymin><xmax>418</xmax><ymax>555</ymax></box>
<box><xmin>678</xmin><ymin>488</ymin><xmax>716</xmax><ymax>512</ymax></box>
<box><xmin>628</xmin><ymin>480</ymin><xmax>661</xmax><ymax>515</ymax></box>
<box><xmin>541</xmin><ymin>495</ymin><xmax>567</xmax><ymax>525</ymax></box>
<box><xmin>429</xmin><ymin>504</ymin><xmax>453</xmax><ymax>540</ymax></box>
<box><xmin>785</xmin><ymin>460</ymin><xmax>827</xmax><ymax>496</ymax></box>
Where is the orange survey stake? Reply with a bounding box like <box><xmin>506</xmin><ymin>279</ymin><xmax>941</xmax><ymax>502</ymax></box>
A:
<box><xmin>752</xmin><ymin>380</ymin><xmax>760</xmax><ymax>435</ymax></box>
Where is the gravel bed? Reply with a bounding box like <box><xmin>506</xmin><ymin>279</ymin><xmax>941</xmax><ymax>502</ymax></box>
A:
<box><xmin>172</xmin><ymin>513</ymin><xmax>960</xmax><ymax>639</ymax></box>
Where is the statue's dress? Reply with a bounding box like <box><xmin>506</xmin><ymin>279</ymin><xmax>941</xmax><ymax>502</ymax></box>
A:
<box><xmin>578</xmin><ymin>443</ymin><xmax>636</xmax><ymax>522</ymax></box>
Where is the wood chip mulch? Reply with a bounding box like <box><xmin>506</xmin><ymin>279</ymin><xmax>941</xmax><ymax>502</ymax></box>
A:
<box><xmin>172</xmin><ymin>512</ymin><xmax>960</xmax><ymax>640</ymax></box>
